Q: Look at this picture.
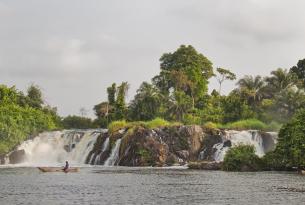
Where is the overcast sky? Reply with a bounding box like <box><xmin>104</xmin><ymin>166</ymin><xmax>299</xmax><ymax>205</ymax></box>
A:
<box><xmin>1</xmin><ymin>0</ymin><xmax>305</xmax><ymax>117</ymax></box>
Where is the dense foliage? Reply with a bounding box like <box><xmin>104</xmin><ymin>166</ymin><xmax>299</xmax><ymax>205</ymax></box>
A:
<box><xmin>222</xmin><ymin>145</ymin><xmax>263</xmax><ymax>171</ymax></box>
<box><xmin>93</xmin><ymin>45</ymin><xmax>305</xmax><ymax>131</ymax></box>
<box><xmin>264</xmin><ymin>109</ymin><xmax>305</xmax><ymax>170</ymax></box>
<box><xmin>62</xmin><ymin>115</ymin><xmax>95</xmax><ymax>129</ymax></box>
<box><xmin>0</xmin><ymin>85</ymin><xmax>60</xmax><ymax>154</ymax></box>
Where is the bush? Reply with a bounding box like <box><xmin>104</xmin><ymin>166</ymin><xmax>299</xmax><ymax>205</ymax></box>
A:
<box><xmin>0</xmin><ymin>104</ymin><xmax>57</xmax><ymax>154</ymax></box>
<box><xmin>266</xmin><ymin>109</ymin><xmax>305</xmax><ymax>170</ymax></box>
<box><xmin>222</xmin><ymin>144</ymin><xmax>263</xmax><ymax>171</ymax></box>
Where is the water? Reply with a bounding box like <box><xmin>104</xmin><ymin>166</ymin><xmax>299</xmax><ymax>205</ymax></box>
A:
<box><xmin>213</xmin><ymin>130</ymin><xmax>277</xmax><ymax>162</ymax></box>
<box><xmin>104</xmin><ymin>139</ymin><xmax>122</xmax><ymax>166</ymax></box>
<box><xmin>10</xmin><ymin>130</ymin><xmax>102</xmax><ymax>166</ymax></box>
<box><xmin>0</xmin><ymin>166</ymin><xmax>304</xmax><ymax>205</ymax></box>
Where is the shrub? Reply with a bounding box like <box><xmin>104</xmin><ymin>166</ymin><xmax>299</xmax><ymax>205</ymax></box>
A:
<box><xmin>222</xmin><ymin>144</ymin><xmax>263</xmax><ymax>171</ymax></box>
<box><xmin>267</xmin><ymin>109</ymin><xmax>305</xmax><ymax>170</ymax></box>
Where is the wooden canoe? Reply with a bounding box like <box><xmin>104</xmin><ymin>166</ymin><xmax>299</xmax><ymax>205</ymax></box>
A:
<box><xmin>38</xmin><ymin>167</ymin><xmax>79</xmax><ymax>173</ymax></box>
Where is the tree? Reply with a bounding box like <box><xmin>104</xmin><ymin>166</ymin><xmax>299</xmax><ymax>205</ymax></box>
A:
<box><xmin>79</xmin><ymin>107</ymin><xmax>88</xmax><ymax>117</ymax></box>
<box><xmin>128</xmin><ymin>82</ymin><xmax>163</xmax><ymax>121</ymax></box>
<box><xmin>215</xmin><ymin>68</ymin><xmax>236</xmax><ymax>95</ymax></box>
<box><xmin>62</xmin><ymin>115</ymin><xmax>95</xmax><ymax>129</ymax></box>
<box><xmin>107</xmin><ymin>83</ymin><xmax>116</xmax><ymax>105</ymax></box>
<box><xmin>237</xmin><ymin>75</ymin><xmax>266</xmax><ymax>106</ymax></box>
<box><xmin>265</xmin><ymin>68</ymin><xmax>296</xmax><ymax>95</ymax></box>
<box><xmin>290</xmin><ymin>58</ymin><xmax>305</xmax><ymax>88</ymax></box>
<box><xmin>167</xmin><ymin>91</ymin><xmax>193</xmax><ymax>121</ymax></box>
<box><xmin>269</xmin><ymin>109</ymin><xmax>305</xmax><ymax>170</ymax></box>
<box><xmin>115</xmin><ymin>82</ymin><xmax>129</xmax><ymax>120</ymax></box>
<box><xmin>27</xmin><ymin>84</ymin><xmax>44</xmax><ymax>109</ymax></box>
<box><xmin>222</xmin><ymin>91</ymin><xmax>256</xmax><ymax>123</ymax></box>
<box><xmin>153</xmin><ymin>45</ymin><xmax>213</xmax><ymax>107</ymax></box>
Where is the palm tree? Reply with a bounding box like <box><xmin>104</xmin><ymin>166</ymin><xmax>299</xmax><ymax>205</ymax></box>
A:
<box><xmin>237</xmin><ymin>75</ymin><xmax>266</xmax><ymax>105</ymax></box>
<box><xmin>265</xmin><ymin>68</ymin><xmax>296</xmax><ymax>95</ymax></box>
<box><xmin>128</xmin><ymin>82</ymin><xmax>163</xmax><ymax>121</ymax></box>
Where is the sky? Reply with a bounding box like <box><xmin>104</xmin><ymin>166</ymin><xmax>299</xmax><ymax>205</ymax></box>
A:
<box><xmin>1</xmin><ymin>0</ymin><xmax>305</xmax><ymax>117</ymax></box>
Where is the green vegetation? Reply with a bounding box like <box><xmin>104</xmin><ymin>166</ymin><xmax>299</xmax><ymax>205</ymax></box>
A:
<box><xmin>264</xmin><ymin>109</ymin><xmax>305</xmax><ymax>170</ymax></box>
<box><xmin>222</xmin><ymin>145</ymin><xmax>263</xmax><ymax>171</ymax></box>
<box><xmin>0</xmin><ymin>85</ymin><xmax>60</xmax><ymax>154</ymax></box>
<box><xmin>93</xmin><ymin>46</ymin><xmax>305</xmax><ymax>132</ymax></box>
<box><xmin>62</xmin><ymin>115</ymin><xmax>95</xmax><ymax>129</ymax></box>
<box><xmin>108</xmin><ymin>118</ymin><xmax>176</xmax><ymax>135</ymax></box>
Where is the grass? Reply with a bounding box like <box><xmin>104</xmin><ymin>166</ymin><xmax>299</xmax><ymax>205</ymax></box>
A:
<box><xmin>108</xmin><ymin>118</ymin><xmax>179</xmax><ymax>135</ymax></box>
<box><xmin>203</xmin><ymin>119</ymin><xmax>281</xmax><ymax>131</ymax></box>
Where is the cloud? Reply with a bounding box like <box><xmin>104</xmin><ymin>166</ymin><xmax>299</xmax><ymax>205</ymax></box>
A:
<box><xmin>0</xmin><ymin>0</ymin><xmax>305</xmax><ymax>116</ymax></box>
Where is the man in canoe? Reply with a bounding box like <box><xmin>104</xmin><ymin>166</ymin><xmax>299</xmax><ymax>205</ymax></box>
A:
<box><xmin>63</xmin><ymin>161</ymin><xmax>69</xmax><ymax>172</ymax></box>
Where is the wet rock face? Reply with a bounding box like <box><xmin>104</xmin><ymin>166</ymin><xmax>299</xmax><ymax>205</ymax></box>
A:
<box><xmin>86</xmin><ymin>132</ymin><xmax>110</xmax><ymax>165</ymax></box>
<box><xmin>260</xmin><ymin>132</ymin><xmax>277</xmax><ymax>153</ymax></box>
<box><xmin>8</xmin><ymin>149</ymin><xmax>26</xmax><ymax>164</ymax></box>
<box><xmin>0</xmin><ymin>155</ymin><xmax>6</xmax><ymax>164</ymax></box>
<box><xmin>117</xmin><ymin>125</ymin><xmax>205</xmax><ymax>166</ymax></box>
<box><xmin>198</xmin><ymin>132</ymin><xmax>222</xmax><ymax>161</ymax></box>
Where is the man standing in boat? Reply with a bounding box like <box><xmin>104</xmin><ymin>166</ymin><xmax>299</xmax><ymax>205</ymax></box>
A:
<box><xmin>63</xmin><ymin>161</ymin><xmax>69</xmax><ymax>172</ymax></box>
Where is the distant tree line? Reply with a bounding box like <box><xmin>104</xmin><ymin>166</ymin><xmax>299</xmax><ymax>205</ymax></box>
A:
<box><xmin>92</xmin><ymin>45</ymin><xmax>305</xmax><ymax>129</ymax></box>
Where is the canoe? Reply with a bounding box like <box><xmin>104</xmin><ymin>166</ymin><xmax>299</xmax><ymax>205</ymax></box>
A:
<box><xmin>301</xmin><ymin>170</ymin><xmax>305</xmax><ymax>175</ymax></box>
<box><xmin>38</xmin><ymin>167</ymin><xmax>79</xmax><ymax>173</ymax></box>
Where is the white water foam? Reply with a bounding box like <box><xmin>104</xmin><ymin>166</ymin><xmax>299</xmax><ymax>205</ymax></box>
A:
<box><xmin>104</xmin><ymin>139</ymin><xmax>122</xmax><ymax>166</ymax></box>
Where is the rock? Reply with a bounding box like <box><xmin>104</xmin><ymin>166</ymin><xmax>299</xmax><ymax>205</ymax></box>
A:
<box><xmin>198</xmin><ymin>134</ymin><xmax>222</xmax><ymax>161</ymax></box>
<box><xmin>176</xmin><ymin>150</ymin><xmax>189</xmax><ymax>160</ymax></box>
<box><xmin>9</xmin><ymin>149</ymin><xmax>26</xmax><ymax>164</ymax></box>
<box><xmin>0</xmin><ymin>155</ymin><xmax>6</xmax><ymax>165</ymax></box>
<box><xmin>223</xmin><ymin>140</ymin><xmax>232</xmax><ymax>147</ymax></box>
<box><xmin>188</xmin><ymin>161</ymin><xmax>222</xmax><ymax>170</ymax></box>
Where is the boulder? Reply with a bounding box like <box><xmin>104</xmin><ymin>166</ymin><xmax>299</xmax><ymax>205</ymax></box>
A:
<box><xmin>188</xmin><ymin>161</ymin><xmax>222</xmax><ymax>170</ymax></box>
<box><xmin>0</xmin><ymin>155</ymin><xmax>6</xmax><ymax>165</ymax></box>
<box><xmin>9</xmin><ymin>149</ymin><xmax>26</xmax><ymax>164</ymax></box>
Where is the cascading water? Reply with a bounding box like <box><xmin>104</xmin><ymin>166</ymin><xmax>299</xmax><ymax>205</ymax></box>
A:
<box><xmin>213</xmin><ymin>130</ymin><xmax>277</xmax><ymax>162</ymax></box>
<box><xmin>92</xmin><ymin>137</ymin><xmax>110</xmax><ymax>165</ymax></box>
<box><xmin>7</xmin><ymin>130</ymin><xmax>103</xmax><ymax>166</ymax></box>
<box><xmin>104</xmin><ymin>139</ymin><xmax>122</xmax><ymax>166</ymax></box>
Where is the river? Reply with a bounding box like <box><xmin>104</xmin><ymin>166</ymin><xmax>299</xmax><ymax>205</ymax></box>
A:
<box><xmin>0</xmin><ymin>166</ymin><xmax>304</xmax><ymax>205</ymax></box>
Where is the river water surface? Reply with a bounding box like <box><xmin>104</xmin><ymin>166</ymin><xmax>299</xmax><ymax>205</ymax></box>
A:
<box><xmin>0</xmin><ymin>166</ymin><xmax>304</xmax><ymax>205</ymax></box>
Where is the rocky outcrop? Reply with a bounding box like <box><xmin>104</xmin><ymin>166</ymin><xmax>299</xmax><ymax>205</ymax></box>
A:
<box><xmin>188</xmin><ymin>161</ymin><xmax>222</xmax><ymax>170</ymax></box>
<box><xmin>8</xmin><ymin>149</ymin><xmax>26</xmax><ymax>164</ymax></box>
<box><xmin>0</xmin><ymin>154</ymin><xmax>6</xmax><ymax>164</ymax></box>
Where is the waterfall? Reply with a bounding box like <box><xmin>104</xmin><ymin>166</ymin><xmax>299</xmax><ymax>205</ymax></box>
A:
<box><xmin>213</xmin><ymin>130</ymin><xmax>277</xmax><ymax>162</ymax></box>
<box><xmin>104</xmin><ymin>139</ymin><xmax>122</xmax><ymax>166</ymax></box>
<box><xmin>8</xmin><ymin>130</ymin><xmax>103</xmax><ymax>166</ymax></box>
<box><xmin>93</xmin><ymin>137</ymin><xmax>110</xmax><ymax>165</ymax></box>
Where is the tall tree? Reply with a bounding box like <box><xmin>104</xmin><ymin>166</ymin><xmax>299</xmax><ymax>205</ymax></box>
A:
<box><xmin>215</xmin><ymin>67</ymin><xmax>236</xmax><ymax>95</ymax></box>
<box><xmin>237</xmin><ymin>75</ymin><xmax>266</xmax><ymax>106</ymax></box>
<box><xmin>153</xmin><ymin>45</ymin><xmax>213</xmax><ymax>107</ymax></box>
<box><xmin>27</xmin><ymin>84</ymin><xmax>44</xmax><ymax>109</ymax></box>
<box><xmin>128</xmin><ymin>82</ymin><xmax>163</xmax><ymax>121</ymax></box>
<box><xmin>107</xmin><ymin>83</ymin><xmax>116</xmax><ymax>105</ymax></box>
<box><xmin>115</xmin><ymin>82</ymin><xmax>129</xmax><ymax>119</ymax></box>
<box><xmin>265</xmin><ymin>68</ymin><xmax>296</xmax><ymax>95</ymax></box>
<box><xmin>290</xmin><ymin>58</ymin><xmax>305</xmax><ymax>88</ymax></box>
